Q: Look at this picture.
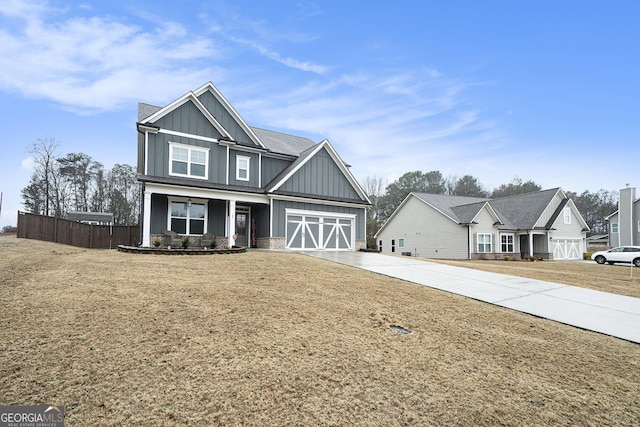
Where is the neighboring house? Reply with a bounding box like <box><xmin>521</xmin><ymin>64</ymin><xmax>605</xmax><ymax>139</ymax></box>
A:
<box><xmin>66</xmin><ymin>211</ymin><xmax>114</xmax><ymax>225</ymax></box>
<box><xmin>375</xmin><ymin>188</ymin><xmax>589</xmax><ymax>260</ymax></box>
<box><xmin>586</xmin><ymin>234</ymin><xmax>609</xmax><ymax>251</ymax></box>
<box><xmin>606</xmin><ymin>186</ymin><xmax>639</xmax><ymax>247</ymax></box>
<box><xmin>137</xmin><ymin>82</ymin><xmax>370</xmax><ymax>250</ymax></box>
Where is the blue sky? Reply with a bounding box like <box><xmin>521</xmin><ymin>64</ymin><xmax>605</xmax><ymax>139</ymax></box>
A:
<box><xmin>1</xmin><ymin>0</ymin><xmax>638</xmax><ymax>228</ymax></box>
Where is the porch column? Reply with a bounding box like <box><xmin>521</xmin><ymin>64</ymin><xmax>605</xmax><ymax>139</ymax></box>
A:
<box><xmin>228</xmin><ymin>199</ymin><xmax>236</xmax><ymax>247</ymax></box>
<box><xmin>528</xmin><ymin>233</ymin><xmax>534</xmax><ymax>257</ymax></box>
<box><xmin>142</xmin><ymin>190</ymin><xmax>152</xmax><ymax>247</ymax></box>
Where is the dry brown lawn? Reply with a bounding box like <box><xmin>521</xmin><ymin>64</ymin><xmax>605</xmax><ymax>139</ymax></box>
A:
<box><xmin>426</xmin><ymin>258</ymin><xmax>640</xmax><ymax>299</ymax></box>
<box><xmin>1</xmin><ymin>235</ymin><xmax>639</xmax><ymax>426</ymax></box>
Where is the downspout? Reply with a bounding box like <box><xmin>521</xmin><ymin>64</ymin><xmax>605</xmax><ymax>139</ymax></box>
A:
<box><xmin>467</xmin><ymin>224</ymin><xmax>471</xmax><ymax>259</ymax></box>
<box><xmin>138</xmin><ymin>182</ymin><xmax>145</xmax><ymax>246</ymax></box>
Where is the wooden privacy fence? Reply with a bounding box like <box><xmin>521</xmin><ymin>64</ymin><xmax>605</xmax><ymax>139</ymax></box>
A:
<box><xmin>17</xmin><ymin>211</ymin><xmax>139</xmax><ymax>249</ymax></box>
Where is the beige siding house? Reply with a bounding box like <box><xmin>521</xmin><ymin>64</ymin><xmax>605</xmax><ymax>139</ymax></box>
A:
<box><xmin>376</xmin><ymin>188</ymin><xmax>589</xmax><ymax>260</ymax></box>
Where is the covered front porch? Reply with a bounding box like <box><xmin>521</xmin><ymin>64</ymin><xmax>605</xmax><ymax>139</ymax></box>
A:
<box><xmin>471</xmin><ymin>230</ymin><xmax>552</xmax><ymax>260</ymax></box>
<box><xmin>141</xmin><ymin>182</ymin><xmax>270</xmax><ymax>249</ymax></box>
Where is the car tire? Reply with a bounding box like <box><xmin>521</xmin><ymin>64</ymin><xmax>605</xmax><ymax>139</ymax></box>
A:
<box><xmin>634</xmin><ymin>258</ymin><xmax>640</xmax><ymax>268</ymax></box>
<box><xmin>595</xmin><ymin>255</ymin><xmax>606</xmax><ymax>264</ymax></box>
<box><xmin>607</xmin><ymin>261</ymin><xmax>614</xmax><ymax>265</ymax></box>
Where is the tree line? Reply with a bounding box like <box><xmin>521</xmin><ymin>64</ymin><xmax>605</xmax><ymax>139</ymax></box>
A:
<box><xmin>363</xmin><ymin>171</ymin><xmax>618</xmax><ymax>248</ymax></box>
<box><xmin>21</xmin><ymin>137</ymin><xmax>140</xmax><ymax>225</ymax></box>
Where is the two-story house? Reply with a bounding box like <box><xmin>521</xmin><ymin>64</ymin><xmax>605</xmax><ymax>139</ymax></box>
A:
<box><xmin>137</xmin><ymin>82</ymin><xmax>370</xmax><ymax>250</ymax></box>
<box><xmin>606</xmin><ymin>186</ymin><xmax>639</xmax><ymax>247</ymax></box>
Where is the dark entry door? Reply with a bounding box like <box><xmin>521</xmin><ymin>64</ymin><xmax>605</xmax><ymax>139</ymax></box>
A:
<box><xmin>519</xmin><ymin>235</ymin><xmax>528</xmax><ymax>257</ymax></box>
<box><xmin>235</xmin><ymin>210</ymin><xmax>248</xmax><ymax>247</ymax></box>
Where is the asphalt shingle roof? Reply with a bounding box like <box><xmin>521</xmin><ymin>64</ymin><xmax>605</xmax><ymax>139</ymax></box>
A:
<box><xmin>411</xmin><ymin>188</ymin><xmax>563</xmax><ymax>230</ymax></box>
<box><xmin>487</xmin><ymin>188</ymin><xmax>560</xmax><ymax>229</ymax></box>
<box><xmin>250</xmin><ymin>127</ymin><xmax>317</xmax><ymax>157</ymax></box>
<box><xmin>138</xmin><ymin>103</ymin><xmax>162</xmax><ymax>122</ymax></box>
<box><xmin>412</xmin><ymin>193</ymin><xmax>488</xmax><ymax>222</ymax></box>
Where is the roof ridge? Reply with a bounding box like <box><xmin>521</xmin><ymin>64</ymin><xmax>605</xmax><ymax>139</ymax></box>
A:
<box><xmin>491</xmin><ymin>187</ymin><xmax>560</xmax><ymax>201</ymax></box>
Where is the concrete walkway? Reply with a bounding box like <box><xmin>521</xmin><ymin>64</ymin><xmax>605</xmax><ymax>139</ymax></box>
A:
<box><xmin>306</xmin><ymin>251</ymin><xmax>640</xmax><ymax>344</ymax></box>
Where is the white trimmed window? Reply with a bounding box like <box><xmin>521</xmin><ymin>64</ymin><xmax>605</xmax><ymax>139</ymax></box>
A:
<box><xmin>501</xmin><ymin>234</ymin><xmax>514</xmax><ymax>253</ymax></box>
<box><xmin>477</xmin><ymin>233</ymin><xmax>492</xmax><ymax>253</ymax></box>
<box><xmin>169</xmin><ymin>142</ymin><xmax>208</xmax><ymax>179</ymax></box>
<box><xmin>236</xmin><ymin>155</ymin><xmax>250</xmax><ymax>181</ymax></box>
<box><xmin>563</xmin><ymin>207</ymin><xmax>571</xmax><ymax>224</ymax></box>
<box><xmin>399</xmin><ymin>238</ymin><xmax>405</xmax><ymax>248</ymax></box>
<box><xmin>169</xmin><ymin>200</ymin><xmax>206</xmax><ymax>235</ymax></box>
<box><xmin>611</xmin><ymin>222</ymin><xmax>618</xmax><ymax>233</ymax></box>
<box><xmin>637</xmin><ymin>220</ymin><xmax>640</xmax><ymax>232</ymax></box>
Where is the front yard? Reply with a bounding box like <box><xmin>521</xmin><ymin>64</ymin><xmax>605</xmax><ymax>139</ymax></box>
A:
<box><xmin>1</xmin><ymin>236</ymin><xmax>639</xmax><ymax>426</ymax></box>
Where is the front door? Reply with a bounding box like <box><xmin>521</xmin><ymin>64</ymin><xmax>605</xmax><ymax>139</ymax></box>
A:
<box><xmin>235</xmin><ymin>207</ymin><xmax>249</xmax><ymax>247</ymax></box>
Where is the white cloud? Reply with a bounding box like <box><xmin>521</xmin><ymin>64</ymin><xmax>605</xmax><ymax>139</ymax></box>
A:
<box><xmin>227</xmin><ymin>36</ymin><xmax>328</xmax><ymax>74</ymax></box>
<box><xmin>0</xmin><ymin>1</ymin><xmax>221</xmax><ymax>112</ymax></box>
<box><xmin>230</xmin><ymin>69</ymin><xmax>511</xmax><ymax>188</ymax></box>
<box><xmin>21</xmin><ymin>156</ymin><xmax>35</xmax><ymax>171</ymax></box>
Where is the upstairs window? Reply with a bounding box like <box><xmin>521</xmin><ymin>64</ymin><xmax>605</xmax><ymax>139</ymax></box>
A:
<box><xmin>563</xmin><ymin>207</ymin><xmax>571</xmax><ymax>224</ymax></box>
<box><xmin>477</xmin><ymin>233</ymin><xmax>492</xmax><ymax>253</ymax></box>
<box><xmin>611</xmin><ymin>222</ymin><xmax>619</xmax><ymax>233</ymax></box>
<box><xmin>169</xmin><ymin>142</ymin><xmax>208</xmax><ymax>179</ymax></box>
<box><xmin>236</xmin><ymin>155</ymin><xmax>250</xmax><ymax>181</ymax></box>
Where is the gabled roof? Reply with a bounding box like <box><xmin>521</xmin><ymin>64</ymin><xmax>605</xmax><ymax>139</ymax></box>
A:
<box><xmin>487</xmin><ymin>188</ymin><xmax>562</xmax><ymax>229</ymax></box>
<box><xmin>265</xmin><ymin>139</ymin><xmax>371</xmax><ymax>204</ymax></box>
<box><xmin>137</xmin><ymin>82</ymin><xmax>369</xmax><ymax>204</ymax></box>
<box><xmin>137</xmin><ymin>82</ymin><xmax>266</xmax><ymax>149</ymax></box>
<box><xmin>412</xmin><ymin>193</ymin><xmax>488</xmax><ymax>223</ymax></box>
<box><xmin>138</xmin><ymin>85</ymin><xmax>324</xmax><ymax>158</ymax></box>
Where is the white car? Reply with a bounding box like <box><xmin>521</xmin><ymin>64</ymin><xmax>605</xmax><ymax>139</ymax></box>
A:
<box><xmin>591</xmin><ymin>246</ymin><xmax>640</xmax><ymax>267</ymax></box>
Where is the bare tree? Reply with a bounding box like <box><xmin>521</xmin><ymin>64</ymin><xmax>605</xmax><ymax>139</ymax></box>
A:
<box><xmin>108</xmin><ymin>164</ymin><xmax>140</xmax><ymax>225</ymax></box>
<box><xmin>361</xmin><ymin>175</ymin><xmax>387</xmax><ymax>248</ymax></box>
<box><xmin>29</xmin><ymin>138</ymin><xmax>59</xmax><ymax>216</ymax></box>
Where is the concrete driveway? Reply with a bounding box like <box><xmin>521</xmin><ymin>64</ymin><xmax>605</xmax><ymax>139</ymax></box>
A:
<box><xmin>306</xmin><ymin>251</ymin><xmax>640</xmax><ymax>344</ymax></box>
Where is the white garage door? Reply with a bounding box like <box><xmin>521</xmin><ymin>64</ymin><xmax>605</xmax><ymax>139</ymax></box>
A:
<box><xmin>552</xmin><ymin>239</ymin><xmax>582</xmax><ymax>260</ymax></box>
<box><xmin>286</xmin><ymin>211</ymin><xmax>354</xmax><ymax>251</ymax></box>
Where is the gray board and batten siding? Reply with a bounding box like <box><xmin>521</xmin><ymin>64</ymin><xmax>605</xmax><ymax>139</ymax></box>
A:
<box><xmin>197</xmin><ymin>91</ymin><xmax>259</xmax><ymax>146</ymax></box>
<box><xmin>277</xmin><ymin>147</ymin><xmax>361</xmax><ymax>200</ymax></box>
<box><xmin>146</xmin><ymin>131</ymin><xmax>228</xmax><ymax>184</ymax></box>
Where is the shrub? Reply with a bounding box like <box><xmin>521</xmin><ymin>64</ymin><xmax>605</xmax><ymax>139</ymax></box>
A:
<box><xmin>152</xmin><ymin>238</ymin><xmax>162</xmax><ymax>248</ymax></box>
<box><xmin>504</xmin><ymin>256</ymin><xmax>510</xmax><ymax>261</ymax></box>
<box><xmin>182</xmin><ymin>236</ymin><xmax>191</xmax><ymax>249</ymax></box>
<box><xmin>583</xmin><ymin>252</ymin><xmax>593</xmax><ymax>260</ymax></box>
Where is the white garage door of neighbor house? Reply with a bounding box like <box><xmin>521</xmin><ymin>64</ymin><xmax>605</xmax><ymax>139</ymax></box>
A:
<box><xmin>552</xmin><ymin>239</ymin><xmax>582</xmax><ymax>260</ymax></box>
<box><xmin>286</xmin><ymin>212</ymin><xmax>354</xmax><ymax>250</ymax></box>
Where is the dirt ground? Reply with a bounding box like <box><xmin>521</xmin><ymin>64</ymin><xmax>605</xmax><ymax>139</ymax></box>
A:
<box><xmin>1</xmin><ymin>235</ymin><xmax>639</xmax><ymax>426</ymax></box>
<box><xmin>427</xmin><ymin>258</ymin><xmax>640</xmax><ymax>298</ymax></box>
